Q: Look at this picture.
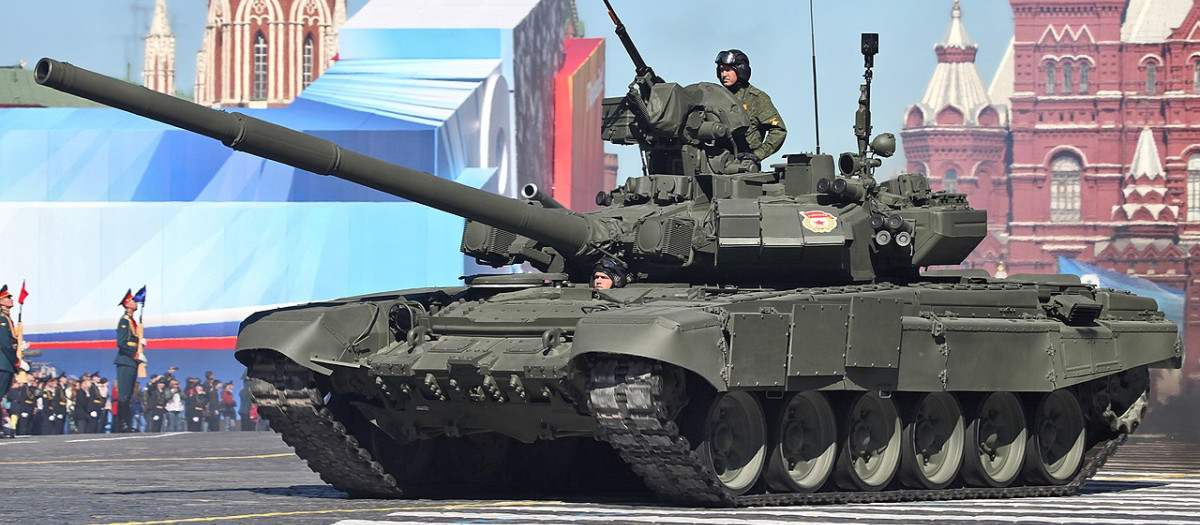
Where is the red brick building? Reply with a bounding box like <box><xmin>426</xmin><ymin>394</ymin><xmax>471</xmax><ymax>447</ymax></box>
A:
<box><xmin>193</xmin><ymin>0</ymin><xmax>346</xmax><ymax>108</ymax></box>
<box><xmin>902</xmin><ymin>0</ymin><xmax>1199</xmax><ymax>390</ymax></box>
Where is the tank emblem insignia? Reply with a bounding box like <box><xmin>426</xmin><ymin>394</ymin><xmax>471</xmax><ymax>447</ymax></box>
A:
<box><xmin>801</xmin><ymin>210</ymin><xmax>838</xmax><ymax>233</ymax></box>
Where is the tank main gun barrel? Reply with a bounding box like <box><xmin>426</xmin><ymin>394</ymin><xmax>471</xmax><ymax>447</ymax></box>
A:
<box><xmin>34</xmin><ymin>58</ymin><xmax>592</xmax><ymax>257</ymax></box>
<box><xmin>602</xmin><ymin>0</ymin><xmax>658</xmax><ymax>81</ymax></box>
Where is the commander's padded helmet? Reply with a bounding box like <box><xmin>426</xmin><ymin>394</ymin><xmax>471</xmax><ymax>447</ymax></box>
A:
<box><xmin>593</xmin><ymin>256</ymin><xmax>629</xmax><ymax>288</ymax></box>
<box><xmin>715</xmin><ymin>49</ymin><xmax>752</xmax><ymax>84</ymax></box>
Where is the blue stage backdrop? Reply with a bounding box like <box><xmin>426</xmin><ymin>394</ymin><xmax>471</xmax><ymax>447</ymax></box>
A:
<box><xmin>0</xmin><ymin>0</ymin><xmax>576</xmax><ymax>384</ymax></box>
<box><xmin>1057</xmin><ymin>257</ymin><xmax>1185</xmax><ymax>329</ymax></box>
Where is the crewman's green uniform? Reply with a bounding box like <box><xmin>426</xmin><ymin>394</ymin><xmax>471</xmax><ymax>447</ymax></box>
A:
<box><xmin>729</xmin><ymin>83</ymin><xmax>787</xmax><ymax>161</ymax></box>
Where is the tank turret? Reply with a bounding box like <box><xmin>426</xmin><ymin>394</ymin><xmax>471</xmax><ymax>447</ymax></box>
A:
<box><xmin>36</xmin><ymin>24</ymin><xmax>983</xmax><ymax>288</ymax></box>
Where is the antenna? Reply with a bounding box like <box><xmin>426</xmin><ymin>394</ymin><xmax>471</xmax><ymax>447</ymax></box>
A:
<box><xmin>809</xmin><ymin>0</ymin><xmax>821</xmax><ymax>155</ymax></box>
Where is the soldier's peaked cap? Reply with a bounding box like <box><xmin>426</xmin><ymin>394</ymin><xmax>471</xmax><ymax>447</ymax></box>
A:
<box><xmin>0</xmin><ymin>284</ymin><xmax>8</xmax><ymax>299</ymax></box>
<box><xmin>119</xmin><ymin>288</ymin><xmax>133</xmax><ymax>306</ymax></box>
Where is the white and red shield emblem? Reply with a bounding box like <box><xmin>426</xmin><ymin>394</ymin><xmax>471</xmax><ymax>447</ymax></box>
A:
<box><xmin>801</xmin><ymin>210</ymin><xmax>838</xmax><ymax>233</ymax></box>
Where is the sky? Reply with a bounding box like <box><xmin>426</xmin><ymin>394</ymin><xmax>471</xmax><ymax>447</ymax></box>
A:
<box><xmin>0</xmin><ymin>0</ymin><xmax>1015</xmax><ymax>178</ymax></box>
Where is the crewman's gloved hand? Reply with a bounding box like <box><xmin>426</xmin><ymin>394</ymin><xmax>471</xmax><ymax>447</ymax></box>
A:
<box><xmin>192</xmin><ymin>417</ymin><xmax>200</xmax><ymax>422</ymax></box>
<box><xmin>89</xmin><ymin>411</ymin><xmax>97</xmax><ymax>418</ymax></box>
<box><xmin>737</xmin><ymin>152</ymin><xmax>759</xmax><ymax>163</ymax></box>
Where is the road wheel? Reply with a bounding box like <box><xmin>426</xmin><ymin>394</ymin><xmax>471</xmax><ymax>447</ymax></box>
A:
<box><xmin>898</xmin><ymin>392</ymin><xmax>964</xmax><ymax>489</ymax></box>
<box><xmin>696</xmin><ymin>391</ymin><xmax>768</xmax><ymax>495</ymax></box>
<box><xmin>764</xmin><ymin>391</ymin><xmax>838</xmax><ymax>493</ymax></box>
<box><xmin>833</xmin><ymin>392</ymin><xmax>902</xmax><ymax>491</ymax></box>
<box><xmin>961</xmin><ymin>391</ymin><xmax>1026</xmax><ymax>487</ymax></box>
<box><xmin>1023</xmin><ymin>390</ymin><xmax>1086</xmax><ymax>485</ymax></box>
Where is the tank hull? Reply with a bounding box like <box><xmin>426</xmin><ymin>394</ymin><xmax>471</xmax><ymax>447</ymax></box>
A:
<box><xmin>236</xmin><ymin>274</ymin><xmax>1179</xmax><ymax>504</ymax></box>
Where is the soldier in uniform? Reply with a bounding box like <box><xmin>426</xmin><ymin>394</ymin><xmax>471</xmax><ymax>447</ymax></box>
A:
<box><xmin>13</xmin><ymin>379</ymin><xmax>36</xmax><ymax>435</ymax></box>
<box><xmin>87</xmin><ymin>376</ymin><xmax>105</xmax><ymax>433</ymax></box>
<box><xmin>0</xmin><ymin>285</ymin><xmax>20</xmax><ymax>436</ymax></box>
<box><xmin>591</xmin><ymin>257</ymin><xmax>629</xmax><ymax>290</ymax></box>
<box><xmin>146</xmin><ymin>379</ymin><xmax>166</xmax><ymax>432</ymax></box>
<box><xmin>186</xmin><ymin>383</ymin><xmax>208</xmax><ymax>432</ymax></box>
<box><xmin>115</xmin><ymin>290</ymin><xmax>144</xmax><ymax>433</ymax></box>
<box><xmin>73</xmin><ymin>375</ymin><xmax>92</xmax><ymax>433</ymax></box>
<box><xmin>715</xmin><ymin>49</ymin><xmax>787</xmax><ymax>168</ymax></box>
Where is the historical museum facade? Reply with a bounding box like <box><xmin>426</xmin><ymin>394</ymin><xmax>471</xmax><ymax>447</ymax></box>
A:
<box><xmin>903</xmin><ymin>0</ymin><xmax>1200</xmax><ymax>387</ymax></box>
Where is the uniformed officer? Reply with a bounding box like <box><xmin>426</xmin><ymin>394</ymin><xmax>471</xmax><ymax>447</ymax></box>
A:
<box><xmin>715</xmin><ymin>49</ymin><xmax>787</xmax><ymax>168</ymax></box>
<box><xmin>146</xmin><ymin>379</ymin><xmax>166</xmax><ymax>432</ymax></box>
<box><xmin>0</xmin><ymin>285</ymin><xmax>19</xmax><ymax>403</ymax></box>
<box><xmin>73</xmin><ymin>375</ymin><xmax>92</xmax><ymax>433</ymax></box>
<box><xmin>86</xmin><ymin>378</ymin><xmax>105</xmax><ymax>433</ymax></box>
<box><xmin>114</xmin><ymin>289</ymin><xmax>144</xmax><ymax>433</ymax></box>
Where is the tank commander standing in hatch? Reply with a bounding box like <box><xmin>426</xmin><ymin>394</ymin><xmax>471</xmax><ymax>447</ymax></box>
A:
<box><xmin>716</xmin><ymin>49</ymin><xmax>787</xmax><ymax>169</ymax></box>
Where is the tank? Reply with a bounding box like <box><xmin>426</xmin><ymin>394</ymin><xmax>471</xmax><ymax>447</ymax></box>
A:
<box><xmin>33</xmin><ymin>9</ymin><xmax>1182</xmax><ymax>505</ymax></box>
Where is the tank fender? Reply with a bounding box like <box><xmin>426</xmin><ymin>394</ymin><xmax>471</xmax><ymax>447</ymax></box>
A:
<box><xmin>234</xmin><ymin>302</ymin><xmax>385</xmax><ymax>375</ymax></box>
<box><xmin>570</xmin><ymin>307</ymin><xmax>728</xmax><ymax>390</ymax></box>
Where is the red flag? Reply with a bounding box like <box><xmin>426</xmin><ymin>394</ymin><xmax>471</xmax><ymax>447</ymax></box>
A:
<box><xmin>17</xmin><ymin>281</ymin><xmax>28</xmax><ymax>305</ymax></box>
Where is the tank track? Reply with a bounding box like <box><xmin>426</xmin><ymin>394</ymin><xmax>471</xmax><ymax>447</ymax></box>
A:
<box><xmin>247</xmin><ymin>355</ymin><xmax>404</xmax><ymax>498</ymax></box>
<box><xmin>588</xmin><ymin>358</ymin><xmax>1128</xmax><ymax>507</ymax></box>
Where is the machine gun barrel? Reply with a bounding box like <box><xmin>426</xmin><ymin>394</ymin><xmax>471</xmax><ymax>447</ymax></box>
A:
<box><xmin>602</xmin><ymin>0</ymin><xmax>656</xmax><ymax>79</ymax></box>
<box><xmin>35</xmin><ymin>58</ymin><xmax>592</xmax><ymax>256</ymax></box>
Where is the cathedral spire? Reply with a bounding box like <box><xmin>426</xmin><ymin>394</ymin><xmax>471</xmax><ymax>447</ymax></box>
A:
<box><xmin>149</xmin><ymin>0</ymin><xmax>173</xmax><ymax>37</ymax></box>
<box><xmin>942</xmin><ymin>0</ymin><xmax>975</xmax><ymax>49</ymax></box>
<box><xmin>142</xmin><ymin>0</ymin><xmax>175</xmax><ymax>95</ymax></box>
<box><xmin>1114</xmin><ymin>127</ymin><xmax>1176</xmax><ymax>222</ymax></box>
<box><xmin>1129</xmin><ymin>126</ymin><xmax>1165</xmax><ymax>181</ymax></box>
<box><xmin>907</xmin><ymin>0</ymin><xmax>994</xmax><ymax>127</ymax></box>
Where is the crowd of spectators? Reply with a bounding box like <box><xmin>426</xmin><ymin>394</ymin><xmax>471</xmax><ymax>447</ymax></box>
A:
<box><xmin>1</xmin><ymin>365</ymin><xmax>270</xmax><ymax>436</ymax></box>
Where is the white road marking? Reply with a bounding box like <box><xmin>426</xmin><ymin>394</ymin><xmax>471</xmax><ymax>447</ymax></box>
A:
<box><xmin>64</xmin><ymin>432</ymin><xmax>181</xmax><ymax>443</ymax></box>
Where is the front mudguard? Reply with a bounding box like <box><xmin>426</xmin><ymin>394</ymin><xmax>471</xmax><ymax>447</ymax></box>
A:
<box><xmin>570</xmin><ymin>307</ymin><xmax>729</xmax><ymax>391</ymax></box>
<box><xmin>234</xmin><ymin>302</ymin><xmax>384</xmax><ymax>376</ymax></box>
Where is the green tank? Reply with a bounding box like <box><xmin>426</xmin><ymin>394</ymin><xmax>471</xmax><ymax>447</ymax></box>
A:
<box><xmin>34</xmin><ymin>14</ymin><xmax>1181</xmax><ymax>505</ymax></box>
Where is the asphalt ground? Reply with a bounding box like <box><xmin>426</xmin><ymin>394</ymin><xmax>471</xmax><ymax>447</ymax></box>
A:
<box><xmin>1</xmin><ymin>430</ymin><xmax>1198</xmax><ymax>525</ymax></box>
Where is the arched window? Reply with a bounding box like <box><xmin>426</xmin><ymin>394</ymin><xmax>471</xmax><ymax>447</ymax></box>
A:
<box><xmin>302</xmin><ymin>35</ymin><xmax>315</xmax><ymax>89</ymax></box>
<box><xmin>1146</xmin><ymin>62</ymin><xmax>1158</xmax><ymax>93</ymax></box>
<box><xmin>1063</xmin><ymin>62</ymin><xmax>1074</xmax><ymax>93</ymax></box>
<box><xmin>1193</xmin><ymin>61</ymin><xmax>1200</xmax><ymax>92</ymax></box>
<box><xmin>944</xmin><ymin>169</ymin><xmax>958</xmax><ymax>193</ymax></box>
<box><xmin>1080</xmin><ymin>62</ymin><xmax>1090</xmax><ymax>93</ymax></box>
<box><xmin>253</xmin><ymin>33</ymin><xmax>268</xmax><ymax>100</ymax></box>
<box><xmin>1046</xmin><ymin>62</ymin><xmax>1056</xmax><ymax>94</ymax></box>
<box><xmin>1050</xmin><ymin>154</ymin><xmax>1082</xmax><ymax>222</ymax></box>
<box><xmin>1188</xmin><ymin>153</ymin><xmax>1200</xmax><ymax>221</ymax></box>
